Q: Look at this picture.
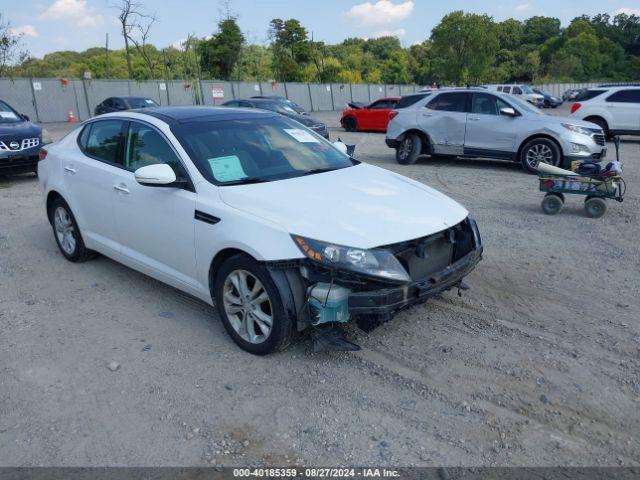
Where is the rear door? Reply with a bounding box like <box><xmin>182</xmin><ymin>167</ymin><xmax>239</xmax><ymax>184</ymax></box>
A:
<box><xmin>419</xmin><ymin>92</ymin><xmax>469</xmax><ymax>155</ymax></box>
<box><xmin>605</xmin><ymin>89</ymin><xmax>640</xmax><ymax>132</ymax></box>
<box><xmin>464</xmin><ymin>92</ymin><xmax>517</xmax><ymax>155</ymax></box>
<box><xmin>63</xmin><ymin>119</ymin><xmax>126</xmax><ymax>254</ymax></box>
<box><xmin>109</xmin><ymin>120</ymin><xmax>198</xmax><ymax>287</ymax></box>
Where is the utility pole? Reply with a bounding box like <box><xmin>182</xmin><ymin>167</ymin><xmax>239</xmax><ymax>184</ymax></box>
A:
<box><xmin>105</xmin><ymin>33</ymin><xmax>110</xmax><ymax>78</ymax></box>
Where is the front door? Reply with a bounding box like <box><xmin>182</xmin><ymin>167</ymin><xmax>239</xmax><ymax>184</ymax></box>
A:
<box><xmin>605</xmin><ymin>89</ymin><xmax>640</xmax><ymax>132</ymax></box>
<box><xmin>419</xmin><ymin>92</ymin><xmax>469</xmax><ymax>155</ymax></box>
<box><xmin>464</xmin><ymin>92</ymin><xmax>517</xmax><ymax>155</ymax></box>
<box><xmin>110</xmin><ymin>120</ymin><xmax>198</xmax><ymax>288</ymax></box>
<box><xmin>367</xmin><ymin>99</ymin><xmax>395</xmax><ymax>130</ymax></box>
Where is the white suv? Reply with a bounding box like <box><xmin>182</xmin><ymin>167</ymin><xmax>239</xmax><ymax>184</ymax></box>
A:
<box><xmin>569</xmin><ymin>86</ymin><xmax>640</xmax><ymax>138</ymax></box>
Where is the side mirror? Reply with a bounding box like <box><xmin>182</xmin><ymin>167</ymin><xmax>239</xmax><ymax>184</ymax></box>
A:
<box><xmin>21</xmin><ymin>113</ymin><xmax>30</xmax><ymax>121</ymax></box>
<box><xmin>499</xmin><ymin>107</ymin><xmax>517</xmax><ymax>117</ymax></box>
<box><xmin>134</xmin><ymin>164</ymin><xmax>177</xmax><ymax>187</ymax></box>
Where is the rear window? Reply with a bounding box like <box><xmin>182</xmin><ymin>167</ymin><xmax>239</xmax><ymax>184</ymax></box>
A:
<box><xmin>606</xmin><ymin>89</ymin><xmax>640</xmax><ymax>103</ymax></box>
<box><xmin>127</xmin><ymin>98</ymin><xmax>158</xmax><ymax>108</ymax></box>
<box><xmin>396</xmin><ymin>94</ymin><xmax>428</xmax><ymax>108</ymax></box>
<box><xmin>576</xmin><ymin>90</ymin><xmax>606</xmax><ymax>101</ymax></box>
<box><xmin>426</xmin><ymin>92</ymin><xmax>468</xmax><ymax>112</ymax></box>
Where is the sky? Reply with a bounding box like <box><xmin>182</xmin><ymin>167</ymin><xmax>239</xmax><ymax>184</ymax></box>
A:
<box><xmin>3</xmin><ymin>0</ymin><xmax>640</xmax><ymax>58</ymax></box>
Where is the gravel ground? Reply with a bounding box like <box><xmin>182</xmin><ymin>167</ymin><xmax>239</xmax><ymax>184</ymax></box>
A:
<box><xmin>1</xmin><ymin>106</ymin><xmax>639</xmax><ymax>467</ymax></box>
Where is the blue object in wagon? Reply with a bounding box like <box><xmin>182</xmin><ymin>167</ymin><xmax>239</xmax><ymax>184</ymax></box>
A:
<box><xmin>577</xmin><ymin>162</ymin><xmax>602</xmax><ymax>176</ymax></box>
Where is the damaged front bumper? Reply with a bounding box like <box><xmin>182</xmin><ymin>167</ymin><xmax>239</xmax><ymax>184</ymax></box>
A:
<box><xmin>348</xmin><ymin>246</ymin><xmax>483</xmax><ymax>318</ymax></box>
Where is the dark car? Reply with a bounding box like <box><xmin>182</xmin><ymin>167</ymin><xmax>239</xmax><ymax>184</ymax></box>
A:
<box><xmin>0</xmin><ymin>100</ymin><xmax>50</xmax><ymax>176</ymax></box>
<box><xmin>94</xmin><ymin>96</ymin><xmax>159</xmax><ymax>116</ymax></box>
<box><xmin>222</xmin><ymin>98</ymin><xmax>329</xmax><ymax>139</ymax></box>
<box><xmin>250</xmin><ymin>95</ymin><xmax>307</xmax><ymax>115</ymax></box>
<box><xmin>532</xmin><ymin>88</ymin><xmax>562</xmax><ymax>108</ymax></box>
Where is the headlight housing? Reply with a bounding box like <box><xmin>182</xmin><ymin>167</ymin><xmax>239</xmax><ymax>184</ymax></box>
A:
<box><xmin>292</xmin><ymin>235</ymin><xmax>411</xmax><ymax>283</ymax></box>
<box><xmin>562</xmin><ymin>123</ymin><xmax>594</xmax><ymax>136</ymax></box>
<box><xmin>41</xmin><ymin>129</ymin><xmax>53</xmax><ymax>145</ymax></box>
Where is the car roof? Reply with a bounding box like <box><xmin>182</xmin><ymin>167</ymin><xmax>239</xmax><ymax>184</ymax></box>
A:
<box><xmin>110</xmin><ymin>96</ymin><xmax>155</xmax><ymax>100</ymax></box>
<box><xmin>128</xmin><ymin>106</ymin><xmax>277</xmax><ymax>124</ymax></box>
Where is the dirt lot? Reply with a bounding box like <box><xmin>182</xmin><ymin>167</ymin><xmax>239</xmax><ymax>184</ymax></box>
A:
<box><xmin>1</xmin><ymin>106</ymin><xmax>639</xmax><ymax>467</ymax></box>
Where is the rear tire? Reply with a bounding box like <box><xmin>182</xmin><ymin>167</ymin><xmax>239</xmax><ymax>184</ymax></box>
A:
<box><xmin>214</xmin><ymin>254</ymin><xmax>294</xmax><ymax>355</ymax></box>
<box><xmin>584</xmin><ymin>197</ymin><xmax>606</xmax><ymax>218</ymax></box>
<box><xmin>396</xmin><ymin>133</ymin><xmax>422</xmax><ymax>165</ymax></box>
<box><xmin>49</xmin><ymin>197</ymin><xmax>95</xmax><ymax>262</ymax></box>
<box><xmin>344</xmin><ymin>116</ymin><xmax>358</xmax><ymax>132</ymax></box>
<box><xmin>520</xmin><ymin>138</ymin><xmax>561</xmax><ymax>174</ymax></box>
<box><xmin>587</xmin><ymin>117</ymin><xmax>612</xmax><ymax>141</ymax></box>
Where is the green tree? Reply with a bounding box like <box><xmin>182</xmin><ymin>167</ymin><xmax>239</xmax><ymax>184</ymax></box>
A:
<box><xmin>430</xmin><ymin>11</ymin><xmax>499</xmax><ymax>84</ymax></box>
<box><xmin>198</xmin><ymin>17</ymin><xmax>244</xmax><ymax>80</ymax></box>
<box><xmin>269</xmin><ymin>18</ymin><xmax>310</xmax><ymax>81</ymax></box>
<box><xmin>522</xmin><ymin>16</ymin><xmax>561</xmax><ymax>45</ymax></box>
<box><xmin>497</xmin><ymin>19</ymin><xmax>524</xmax><ymax>50</ymax></box>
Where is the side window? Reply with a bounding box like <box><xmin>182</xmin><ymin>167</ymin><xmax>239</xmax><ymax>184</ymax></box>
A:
<box><xmin>513</xmin><ymin>86</ymin><xmax>522</xmax><ymax>95</ymax></box>
<box><xmin>239</xmin><ymin>101</ymin><xmax>253</xmax><ymax>107</ymax></box>
<box><xmin>125</xmin><ymin>122</ymin><xmax>183</xmax><ymax>175</ymax></box>
<box><xmin>426</xmin><ymin>92</ymin><xmax>468</xmax><ymax>112</ymax></box>
<box><xmin>78</xmin><ymin>124</ymin><xmax>92</xmax><ymax>149</ymax></box>
<box><xmin>497</xmin><ymin>98</ymin><xmax>512</xmax><ymax>112</ymax></box>
<box><xmin>502</xmin><ymin>86</ymin><xmax>511</xmax><ymax>94</ymax></box>
<box><xmin>224</xmin><ymin>101</ymin><xmax>239</xmax><ymax>107</ymax></box>
<box><xmin>471</xmin><ymin>93</ymin><xmax>499</xmax><ymax>115</ymax></box>
<box><xmin>606</xmin><ymin>89</ymin><xmax>640</xmax><ymax>103</ymax></box>
<box><xmin>497</xmin><ymin>86</ymin><xmax>503</xmax><ymax>92</ymax></box>
<box><xmin>84</xmin><ymin>120</ymin><xmax>124</xmax><ymax>164</ymax></box>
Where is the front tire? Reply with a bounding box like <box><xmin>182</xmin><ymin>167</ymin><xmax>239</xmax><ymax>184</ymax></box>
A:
<box><xmin>520</xmin><ymin>138</ymin><xmax>561</xmax><ymax>174</ymax></box>
<box><xmin>584</xmin><ymin>197</ymin><xmax>606</xmax><ymax>218</ymax></box>
<box><xmin>50</xmin><ymin>197</ymin><xmax>95</xmax><ymax>262</ymax></box>
<box><xmin>214</xmin><ymin>254</ymin><xmax>294</xmax><ymax>355</ymax></box>
<box><xmin>396</xmin><ymin>133</ymin><xmax>422</xmax><ymax>165</ymax></box>
<box><xmin>344</xmin><ymin>116</ymin><xmax>358</xmax><ymax>132</ymax></box>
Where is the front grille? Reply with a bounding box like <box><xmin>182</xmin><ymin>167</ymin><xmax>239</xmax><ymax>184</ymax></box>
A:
<box><xmin>0</xmin><ymin>138</ymin><xmax>40</xmax><ymax>152</ymax></box>
<box><xmin>384</xmin><ymin>219</ymin><xmax>476</xmax><ymax>282</ymax></box>
<box><xmin>592</xmin><ymin>133</ymin><xmax>605</xmax><ymax>146</ymax></box>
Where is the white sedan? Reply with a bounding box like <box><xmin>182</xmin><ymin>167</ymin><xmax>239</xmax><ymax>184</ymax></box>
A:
<box><xmin>38</xmin><ymin>106</ymin><xmax>482</xmax><ymax>354</ymax></box>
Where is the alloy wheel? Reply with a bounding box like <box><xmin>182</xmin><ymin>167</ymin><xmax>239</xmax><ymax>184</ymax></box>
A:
<box><xmin>222</xmin><ymin>269</ymin><xmax>273</xmax><ymax>344</ymax></box>
<box><xmin>525</xmin><ymin>143</ymin><xmax>555</xmax><ymax>169</ymax></box>
<box><xmin>398</xmin><ymin>137</ymin><xmax>412</xmax><ymax>160</ymax></box>
<box><xmin>54</xmin><ymin>206</ymin><xmax>76</xmax><ymax>255</ymax></box>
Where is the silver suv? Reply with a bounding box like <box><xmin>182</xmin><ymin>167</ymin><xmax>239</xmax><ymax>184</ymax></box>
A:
<box><xmin>386</xmin><ymin>89</ymin><xmax>607</xmax><ymax>172</ymax></box>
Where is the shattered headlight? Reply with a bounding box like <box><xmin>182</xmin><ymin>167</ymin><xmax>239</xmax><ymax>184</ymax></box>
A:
<box><xmin>562</xmin><ymin>123</ymin><xmax>594</xmax><ymax>136</ymax></box>
<box><xmin>292</xmin><ymin>235</ymin><xmax>411</xmax><ymax>283</ymax></box>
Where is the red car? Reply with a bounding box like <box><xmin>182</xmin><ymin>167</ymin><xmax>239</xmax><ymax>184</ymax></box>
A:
<box><xmin>340</xmin><ymin>97</ymin><xmax>400</xmax><ymax>132</ymax></box>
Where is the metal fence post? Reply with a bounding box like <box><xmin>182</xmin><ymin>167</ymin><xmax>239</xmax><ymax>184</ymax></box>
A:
<box><xmin>28</xmin><ymin>78</ymin><xmax>41</xmax><ymax>123</ymax></box>
<box><xmin>368</xmin><ymin>83</ymin><xmax>371</xmax><ymax>102</ymax></box>
<box><xmin>82</xmin><ymin>78</ymin><xmax>91</xmax><ymax>116</ymax></box>
<box><xmin>329</xmin><ymin>83</ymin><xmax>335</xmax><ymax>111</ymax></box>
<box><xmin>349</xmin><ymin>83</ymin><xmax>353</xmax><ymax>102</ymax></box>
<box><xmin>283</xmin><ymin>82</ymin><xmax>288</xmax><ymax>101</ymax></box>
<box><xmin>307</xmin><ymin>83</ymin><xmax>314</xmax><ymax>112</ymax></box>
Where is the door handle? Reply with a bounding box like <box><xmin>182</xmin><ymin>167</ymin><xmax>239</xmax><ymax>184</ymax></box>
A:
<box><xmin>113</xmin><ymin>184</ymin><xmax>130</xmax><ymax>194</ymax></box>
<box><xmin>468</xmin><ymin>117</ymin><xmax>480</xmax><ymax>121</ymax></box>
<box><xmin>64</xmin><ymin>166</ymin><xmax>76</xmax><ymax>174</ymax></box>
<box><xmin>422</xmin><ymin>112</ymin><xmax>433</xmax><ymax>117</ymax></box>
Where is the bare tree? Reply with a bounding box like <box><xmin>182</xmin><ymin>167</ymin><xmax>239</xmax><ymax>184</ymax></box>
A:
<box><xmin>113</xmin><ymin>0</ymin><xmax>158</xmax><ymax>79</ymax></box>
<box><xmin>0</xmin><ymin>14</ymin><xmax>28</xmax><ymax>76</ymax></box>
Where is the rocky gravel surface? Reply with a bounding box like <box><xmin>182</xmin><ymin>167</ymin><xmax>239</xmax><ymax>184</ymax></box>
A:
<box><xmin>0</xmin><ymin>107</ymin><xmax>638</xmax><ymax>466</ymax></box>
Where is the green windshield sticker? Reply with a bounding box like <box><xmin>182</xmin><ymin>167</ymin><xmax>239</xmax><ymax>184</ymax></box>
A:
<box><xmin>207</xmin><ymin>155</ymin><xmax>248</xmax><ymax>182</ymax></box>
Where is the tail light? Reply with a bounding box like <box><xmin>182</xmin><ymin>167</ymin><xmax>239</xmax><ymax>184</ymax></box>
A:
<box><xmin>389</xmin><ymin>110</ymin><xmax>399</xmax><ymax>121</ymax></box>
<box><xmin>570</xmin><ymin>103</ymin><xmax>581</xmax><ymax>114</ymax></box>
<box><xmin>38</xmin><ymin>148</ymin><xmax>48</xmax><ymax>161</ymax></box>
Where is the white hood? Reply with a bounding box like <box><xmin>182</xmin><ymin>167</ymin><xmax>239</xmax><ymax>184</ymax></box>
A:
<box><xmin>218</xmin><ymin>163</ymin><xmax>468</xmax><ymax>249</ymax></box>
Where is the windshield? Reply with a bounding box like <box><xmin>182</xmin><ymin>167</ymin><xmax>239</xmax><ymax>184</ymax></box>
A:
<box><xmin>172</xmin><ymin>115</ymin><xmax>353</xmax><ymax>185</ymax></box>
<box><xmin>521</xmin><ymin>85</ymin><xmax>535</xmax><ymax>94</ymax></box>
<box><xmin>128</xmin><ymin>98</ymin><xmax>158</xmax><ymax>108</ymax></box>
<box><xmin>508</xmin><ymin>95</ymin><xmax>543</xmax><ymax>115</ymax></box>
<box><xmin>0</xmin><ymin>101</ymin><xmax>23</xmax><ymax>124</ymax></box>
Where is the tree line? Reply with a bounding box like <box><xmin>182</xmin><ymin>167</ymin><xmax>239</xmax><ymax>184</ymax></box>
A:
<box><xmin>3</xmin><ymin>9</ymin><xmax>640</xmax><ymax>84</ymax></box>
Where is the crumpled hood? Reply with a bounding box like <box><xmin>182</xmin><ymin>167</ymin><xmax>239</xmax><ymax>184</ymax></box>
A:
<box><xmin>219</xmin><ymin>163</ymin><xmax>469</xmax><ymax>249</ymax></box>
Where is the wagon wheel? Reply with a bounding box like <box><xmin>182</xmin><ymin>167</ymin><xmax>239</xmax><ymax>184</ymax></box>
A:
<box><xmin>584</xmin><ymin>196</ymin><xmax>607</xmax><ymax>218</ymax></box>
<box><xmin>541</xmin><ymin>193</ymin><xmax>564</xmax><ymax>215</ymax></box>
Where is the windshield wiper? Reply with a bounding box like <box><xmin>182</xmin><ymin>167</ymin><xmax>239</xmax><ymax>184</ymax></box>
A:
<box><xmin>302</xmin><ymin>166</ymin><xmax>344</xmax><ymax>176</ymax></box>
<box><xmin>219</xmin><ymin>176</ymin><xmax>274</xmax><ymax>186</ymax></box>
